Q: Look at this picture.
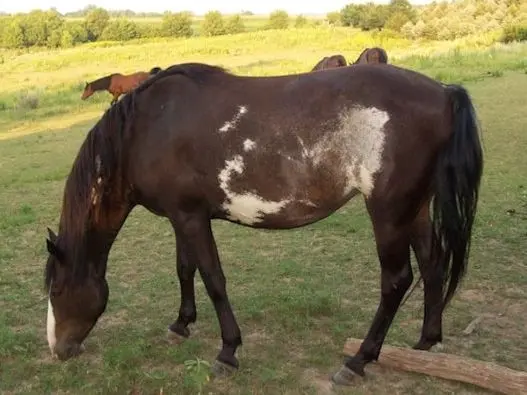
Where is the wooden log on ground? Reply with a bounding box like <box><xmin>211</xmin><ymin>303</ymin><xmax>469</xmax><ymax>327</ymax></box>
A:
<box><xmin>343</xmin><ymin>337</ymin><xmax>527</xmax><ymax>395</ymax></box>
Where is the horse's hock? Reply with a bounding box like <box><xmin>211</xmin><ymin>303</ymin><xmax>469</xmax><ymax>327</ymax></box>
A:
<box><xmin>342</xmin><ymin>338</ymin><xmax>527</xmax><ymax>395</ymax></box>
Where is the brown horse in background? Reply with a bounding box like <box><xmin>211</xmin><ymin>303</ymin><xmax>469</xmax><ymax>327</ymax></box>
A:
<box><xmin>311</xmin><ymin>54</ymin><xmax>348</xmax><ymax>71</ymax></box>
<box><xmin>354</xmin><ymin>47</ymin><xmax>388</xmax><ymax>65</ymax></box>
<box><xmin>311</xmin><ymin>47</ymin><xmax>389</xmax><ymax>71</ymax></box>
<box><xmin>81</xmin><ymin>68</ymin><xmax>161</xmax><ymax>105</ymax></box>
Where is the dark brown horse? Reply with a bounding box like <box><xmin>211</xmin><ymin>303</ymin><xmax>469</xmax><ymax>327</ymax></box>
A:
<box><xmin>45</xmin><ymin>63</ymin><xmax>483</xmax><ymax>385</ymax></box>
<box><xmin>312</xmin><ymin>47</ymin><xmax>389</xmax><ymax>71</ymax></box>
<box><xmin>354</xmin><ymin>47</ymin><xmax>388</xmax><ymax>65</ymax></box>
<box><xmin>311</xmin><ymin>54</ymin><xmax>348</xmax><ymax>71</ymax></box>
<box><xmin>81</xmin><ymin>69</ymin><xmax>160</xmax><ymax>105</ymax></box>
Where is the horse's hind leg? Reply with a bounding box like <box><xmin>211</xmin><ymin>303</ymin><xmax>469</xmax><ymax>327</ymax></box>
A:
<box><xmin>168</xmin><ymin>231</ymin><xmax>197</xmax><ymax>341</ymax></box>
<box><xmin>333</xmin><ymin>199</ymin><xmax>414</xmax><ymax>384</ymax></box>
<box><xmin>411</xmin><ymin>202</ymin><xmax>444</xmax><ymax>350</ymax></box>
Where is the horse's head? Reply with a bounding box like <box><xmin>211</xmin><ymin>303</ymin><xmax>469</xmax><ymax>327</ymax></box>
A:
<box><xmin>81</xmin><ymin>82</ymin><xmax>94</xmax><ymax>100</ymax></box>
<box><xmin>45</xmin><ymin>227</ymin><xmax>109</xmax><ymax>361</ymax></box>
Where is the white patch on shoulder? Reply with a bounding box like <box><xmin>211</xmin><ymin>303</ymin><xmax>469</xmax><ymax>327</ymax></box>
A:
<box><xmin>309</xmin><ymin>106</ymin><xmax>389</xmax><ymax>197</ymax></box>
<box><xmin>47</xmin><ymin>298</ymin><xmax>57</xmax><ymax>354</ymax></box>
<box><xmin>243</xmin><ymin>139</ymin><xmax>256</xmax><ymax>152</ymax></box>
<box><xmin>219</xmin><ymin>105</ymin><xmax>248</xmax><ymax>133</ymax></box>
<box><xmin>218</xmin><ymin>155</ymin><xmax>290</xmax><ymax>225</ymax></box>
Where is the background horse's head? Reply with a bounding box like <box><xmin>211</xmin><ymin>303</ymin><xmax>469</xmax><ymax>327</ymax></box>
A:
<box><xmin>81</xmin><ymin>82</ymin><xmax>94</xmax><ymax>100</ymax></box>
<box><xmin>311</xmin><ymin>54</ymin><xmax>348</xmax><ymax>71</ymax></box>
<box><xmin>45</xmin><ymin>226</ymin><xmax>110</xmax><ymax>361</ymax></box>
<box><xmin>353</xmin><ymin>47</ymin><xmax>389</xmax><ymax>65</ymax></box>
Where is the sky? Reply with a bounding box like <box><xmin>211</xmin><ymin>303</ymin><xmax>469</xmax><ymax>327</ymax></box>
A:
<box><xmin>0</xmin><ymin>0</ymin><xmax>433</xmax><ymax>16</ymax></box>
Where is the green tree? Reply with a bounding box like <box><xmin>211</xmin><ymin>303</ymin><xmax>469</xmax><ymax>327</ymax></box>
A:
<box><xmin>385</xmin><ymin>11</ymin><xmax>410</xmax><ymax>32</ymax></box>
<box><xmin>388</xmin><ymin>0</ymin><xmax>416</xmax><ymax>22</ymax></box>
<box><xmin>225</xmin><ymin>15</ymin><xmax>245</xmax><ymax>34</ymax></box>
<box><xmin>340</xmin><ymin>4</ymin><xmax>365</xmax><ymax>27</ymax></box>
<box><xmin>326</xmin><ymin>11</ymin><xmax>341</xmax><ymax>26</ymax></box>
<box><xmin>60</xmin><ymin>29</ymin><xmax>74</xmax><ymax>47</ymax></box>
<box><xmin>359</xmin><ymin>3</ymin><xmax>388</xmax><ymax>31</ymax></box>
<box><xmin>2</xmin><ymin>18</ymin><xmax>26</xmax><ymax>48</ymax></box>
<box><xmin>295</xmin><ymin>15</ymin><xmax>308</xmax><ymax>28</ymax></box>
<box><xmin>161</xmin><ymin>11</ymin><xmax>193</xmax><ymax>38</ymax></box>
<box><xmin>100</xmin><ymin>18</ymin><xmax>139</xmax><ymax>41</ymax></box>
<box><xmin>201</xmin><ymin>11</ymin><xmax>225</xmax><ymax>36</ymax></box>
<box><xmin>85</xmin><ymin>7</ymin><xmax>110</xmax><ymax>40</ymax></box>
<box><xmin>64</xmin><ymin>21</ymin><xmax>89</xmax><ymax>44</ymax></box>
<box><xmin>267</xmin><ymin>10</ymin><xmax>289</xmax><ymax>29</ymax></box>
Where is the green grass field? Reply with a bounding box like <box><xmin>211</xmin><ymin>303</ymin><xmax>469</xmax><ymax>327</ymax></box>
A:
<box><xmin>0</xmin><ymin>27</ymin><xmax>526</xmax><ymax>394</ymax></box>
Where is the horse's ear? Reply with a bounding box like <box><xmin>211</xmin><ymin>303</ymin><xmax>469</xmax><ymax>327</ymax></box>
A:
<box><xmin>46</xmin><ymin>239</ymin><xmax>64</xmax><ymax>262</ymax></box>
<box><xmin>47</xmin><ymin>227</ymin><xmax>57</xmax><ymax>243</ymax></box>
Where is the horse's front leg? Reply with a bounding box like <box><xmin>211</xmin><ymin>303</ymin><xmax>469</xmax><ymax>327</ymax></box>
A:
<box><xmin>173</xmin><ymin>210</ymin><xmax>242</xmax><ymax>377</ymax></box>
<box><xmin>168</xmin><ymin>231</ymin><xmax>197</xmax><ymax>341</ymax></box>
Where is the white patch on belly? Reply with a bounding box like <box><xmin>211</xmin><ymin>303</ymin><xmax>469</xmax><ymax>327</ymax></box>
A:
<box><xmin>47</xmin><ymin>298</ymin><xmax>57</xmax><ymax>354</ymax></box>
<box><xmin>218</xmin><ymin>155</ymin><xmax>290</xmax><ymax>225</ymax></box>
<box><xmin>243</xmin><ymin>139</ymin><xmax>256</xmax><ymax>152</ymax></box>
<box><xmin>219</xmin><ymin>105</ymin><xmax>248</xmax><ymax>133</ymax></box>
<box><xmin>309</xmin><ymin>106</ymin><xmax>389</xmax><ymax>197</ymax></box>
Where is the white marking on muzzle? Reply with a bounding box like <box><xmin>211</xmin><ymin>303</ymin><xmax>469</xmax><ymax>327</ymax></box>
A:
<box><xmin>47</xmin><ymin>298</ymin><xmax>57</xmax><ymax>354</ymax></box>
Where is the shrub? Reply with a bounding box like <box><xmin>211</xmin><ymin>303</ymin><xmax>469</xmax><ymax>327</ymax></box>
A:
<box><xmin>266</xmin><ymin>10</ymin><xmax>289</xmax><ymax>30</ymax></box>
<box><xmin>100</xmin><ymin>19</ymin><xmax>140</xmax><ymax>41</ymax></box>
<box><xmin>501</xmin><ymin>24</ymin><xmax>527</xmax><ymax>43</ymax></box>
<box><xmin>16</xmin><ymin>92</ymin><xmax>39</xmax><ymax>110</ymax></box>
<box><xmin>201</xmin><ymin>11</ymin><xmax>225</xmax><ymax>36</ymax></box>
<box><xmin>161</xmin><ymin>11</ymin><xmax>193</xmax><ymax>38</ymax></box>
<box><xmin>224</xmin><ymin>15</ymin><xmax>245</xmax><ymax>35</ymax></box>
<box><xmin>294</xmin><ymin>15</ymin><xmax>308</xmax><ymax>28</ymax></box>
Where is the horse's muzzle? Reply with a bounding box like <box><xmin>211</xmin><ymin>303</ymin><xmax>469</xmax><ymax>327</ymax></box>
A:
<box><xmin>52</xmin><ymin>342</ymin><xmax>85</xmax><ymax>361</ymax></box>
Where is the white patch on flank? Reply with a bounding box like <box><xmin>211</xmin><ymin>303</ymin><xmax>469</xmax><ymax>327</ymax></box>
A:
<box><xmin>219</xmin><ymin>105</ymin><xmax>248</xmax><ymax>133</ymax></box>
<box><xmin>297</xmin><ymin>137</ymin><xmax>310</xmax><ymax>159</ymax></box>
<box><xmin>243</xmin><ymin>139</ymin><xmax>256</xmax><ymax>152</ymax></box>
<box><xmin>218</xmin><ymin>155</ymin><xmax>290</xmax><ymax>225</ymax></box>
<box><xmin>308</xmin><ymin>106</ymin><xmax>389</xmax><ymax>197</ymax></box>
<box><xmin>47</xmin><ymin>298</ymin><xmax>57</xmax><ymax>354</ymax></box>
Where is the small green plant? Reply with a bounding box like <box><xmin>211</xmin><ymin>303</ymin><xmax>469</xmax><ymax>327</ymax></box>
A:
<box><xmin>183</xmin><ymin>357</ymin><xmax>211</xmax><ymax>394</ymax></box>
<box><xmin>16</xmin><ymin>91</ymin><xmax>39</xmax><ymax>110</ymax></box>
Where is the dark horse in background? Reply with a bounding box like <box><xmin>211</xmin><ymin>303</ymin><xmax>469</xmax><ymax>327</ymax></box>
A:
<box><xmin>44</xmin><ymin>62</ymin><xmax>483</xmax><ymax>385</ymax></box>
<box><xmin>81</xmin><ymin>67</ymin><xmax>162</xmax><ymax>105</ymax></box>
<box><xmin>312</xmin><ymin>47</ymin><xmax>389</xmax><ymax>71</ymax></box>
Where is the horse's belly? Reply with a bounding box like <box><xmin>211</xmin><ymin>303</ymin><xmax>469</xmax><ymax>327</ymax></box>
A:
<box><xmin>214</xmin><ymin>104</ymin><xmax>390</xmax><ymax>228</ymax></box>
<box><xmin>215</xmin><ymin>153</ymin><xmax>361</xmax><ymax>228</ymax></box>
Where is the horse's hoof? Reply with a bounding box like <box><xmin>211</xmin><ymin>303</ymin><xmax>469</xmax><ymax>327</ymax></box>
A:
<box><xmin>331</xmin><ymin>365</ymin><xmax>357</xmax><ymax>386</ymax></box>
<box><xmin>211</xmin><ymin>360</ymin><xmax>238</xmax><ymax>378</ymax></box>
<box><xmin>167</xmin><ymin>328</ymin><xmax>188</xmax><ymax>344</ymax></box>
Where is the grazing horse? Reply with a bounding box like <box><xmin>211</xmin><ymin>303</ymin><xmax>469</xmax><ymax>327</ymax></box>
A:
<box><xmin>44</xmin><ymin>62</ymin><xmax>483</xmax><ymax>385</ymax></box>
<box><xmin>311</xmin><ymin>54</ymin><xmax>348</xmax><ymax>71</ymax></box>
<box><xmin>354</xmin><ymin>47</ymin><xmax>388</xmax><ymax>65</ymax></box>
<box><xmin>81</xmin><ymin>70</ymin><xmax>154</xmax><ymax>105</ymax></box>
<box><xmin>312</xmin><ymin>47</ymin><xmax>388</xmax><ymax>71</ymax></box>
<box><xmin>149</xmin><ymin>67</ymin><xmax>163</xmax><ymax>75</ymax></box>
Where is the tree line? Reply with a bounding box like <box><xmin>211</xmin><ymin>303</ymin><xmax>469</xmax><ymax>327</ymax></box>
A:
<box><xmin>0</xmin><ymin>0</ymin><xmax>526</xmax><ymax>49</ymax></box>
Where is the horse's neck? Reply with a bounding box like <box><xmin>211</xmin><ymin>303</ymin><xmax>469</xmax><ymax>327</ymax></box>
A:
<box><xmin>91</xmin><ymin>76</ymin><xmax>112</xmax><ymax>92</ymax></box>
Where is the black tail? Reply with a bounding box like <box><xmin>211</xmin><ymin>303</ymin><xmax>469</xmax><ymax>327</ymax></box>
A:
<box><xmin>432</xmin><ymin>84</ymin><xmax>483</xmax><ymax>307</ymax></box>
